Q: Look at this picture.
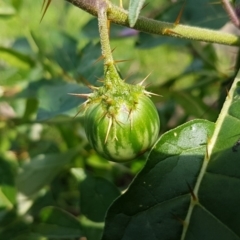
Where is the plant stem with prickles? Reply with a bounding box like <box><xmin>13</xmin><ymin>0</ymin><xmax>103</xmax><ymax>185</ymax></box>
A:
<box><xmin>97</xmin><ymin>1</ymin><xmax>123</xmax><ymax>87</ymax></box>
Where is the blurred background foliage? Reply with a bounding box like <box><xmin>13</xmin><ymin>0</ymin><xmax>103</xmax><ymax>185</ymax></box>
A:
<box><xmin>0</xmin><ymin>0</ymin><xmax>239</xmax><ymax>239</ymax></box>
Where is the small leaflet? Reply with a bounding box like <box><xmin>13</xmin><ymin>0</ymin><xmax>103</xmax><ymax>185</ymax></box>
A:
<box><xmin>128</xmin><ymin>0</ymin><xmax>145</xmax><ymax>27</ymax></box>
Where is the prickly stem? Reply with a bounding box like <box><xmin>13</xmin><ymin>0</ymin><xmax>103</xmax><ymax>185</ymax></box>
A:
<box><xmin>97</xmin><ymin>1</ymin><xmax>114</xmax><ymax>66</ymax></box>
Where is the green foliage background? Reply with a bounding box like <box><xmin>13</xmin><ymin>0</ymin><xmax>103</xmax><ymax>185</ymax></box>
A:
<box><xmin>1</xmin><ymin>0</ymin><xmax>240</xmax><ymax>239</ymax></box>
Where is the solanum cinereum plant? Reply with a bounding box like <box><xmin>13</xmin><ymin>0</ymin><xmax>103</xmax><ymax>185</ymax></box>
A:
<box><xmin>41</xmin><ymin>0</ymin><xmax>240</xmax><ymax>164</ymax></box>
<box><xmin>73</xmin><ymin>5</ymin><xmax>160</xmax><ymax>162</ymax></box>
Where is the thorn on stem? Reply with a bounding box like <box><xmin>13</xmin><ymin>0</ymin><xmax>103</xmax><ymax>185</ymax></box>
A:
<box><xmin>175</xmin><ymin>1</ymin><xmax>186</xmax><ymax>25</ymax></box>
<box><xmin>171</xmin><ymin>213</ymin><xmax>186</xmax><ymax>226</ymax></box>
<box><xmin>226</xmin><ymin>87</ymin><xmax>230</xmax><ymax>99</ymax></box>
<box><xmin>163</xmin><ymin>29</ymin><xmax>182</xmax><ymax>37</ymax></box>
<box><xmin>206</xmin><ymin>137</ymin><xmax>210</xmax><ymax>160</ymax></box>
<box><xmin>186</xmin><ymin>182</ymin><xmax>197</xmax><ymax>202</ymax></box>
<box><xmin>40</xmin><ymin>0</ymin><xmax>52</xmax><ymax>22</ymax></box>
<box><xmin>94</xmin><ymin>47</ymin><xmax>117</xmax><ymax>65</ymax></box>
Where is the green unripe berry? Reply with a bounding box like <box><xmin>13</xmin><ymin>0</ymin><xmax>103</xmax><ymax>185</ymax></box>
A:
<box><xmin>84</xmin><ymin>81</ymin><xmax>160</xmax><ymax>162</ymax></box>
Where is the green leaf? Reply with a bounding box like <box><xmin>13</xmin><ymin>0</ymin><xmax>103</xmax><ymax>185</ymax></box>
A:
<box><xmin>102</xmin><ymin>70</ymin><xmax>240</xmax><ymax>239</ymax></box>
<box><xmin>11</xmin><ymin>0</ymin><xmax>23</xmax><ymax>11</ymax></box>
<box><xmin>137</xmin><ymin>32</ymin><xmax>189</xmax><ymax>48</ymax></box>
<box><xmin>17</xmin><ymin>79</ymin><xmax>90</xmax><ymax>120</ymax></box>
<box><xmin>33</xmin><ymin>206</ymin><xmax>82</xmax><ymax>238</ymax></box>
<box><xmin>185</xmin><ymin>71</ymin><xmax>240</xmax><ymax>239</ymax></box>
<box><xmin>0</xmin><ymin>5</ymin><xmax>15</xmax><ymax>18</ymax></box>
<box><xmin>76</xmin><ymin>42</ymin><xmax>103</xmax><ymax>86</ymax></box>
<box><xmin>22</xmin><ymin>98</ymin><xmax>38</xmax><ymax>121</ymax></box>
<box><xmin>0</xmin><ymin>156</ymin><xmax>17</xmax><ymax>208</ymax></box>
<box><xmin>102</xmin><ymin>119</ymin><xmax>215</xmax><ymax>239</ymax></box>
<box><xmin>16</xmin><ymin>151</ymin><xmax>78</xmax><ymax>196</ymax></box>
<box><xmin>50</xmin><ymin>32</ymin><xmax>79</xmax><ymax>75</ymax></box>
<box><xmin>72</xmin><ymin>168</ymin><xmax>120</xmax><ymax>222</ymax></box>
<box><xmin>0</xmin><ymin>218</ymin><xmax>30</xmax><ymax>240</ymax></box>
<box><xmin>80</xmin><ymin>175</ymin><xmax>120</xmax><ymax>222</ymax></box>
<box><xmin>172</xmin><ymin>91</ymin><xmax>218</xmax><ymax>121</ymax></box>
<box><xmin>80</xmin><ymin>216</ymin><xmax>104</xmax><ymax>240</ymax></box>
<box><xmin>0</xmin><ymin>46</ymin><xmax>35</xmax><ymax>68</ymax></box>
<box><xmin>36</xmin><ymin>81</ymin><xmax>88</xmax><ymax>120</ymax></box>
<box><xmin>128</xmin><ymin>0</ymin><xmax>145</xmax><ymax>27</ymax></box>
<box><xmin>12</xmin><ymin>37</ymin><xmax>34</xmax><ymax>56</ymax></box>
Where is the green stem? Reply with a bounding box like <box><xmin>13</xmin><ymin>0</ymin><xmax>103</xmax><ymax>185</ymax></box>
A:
<box><xmin>97</xmin><ymin>1</ymin><xmax>113</xmax><ymax>66</ymax></box>
<box><xmin>66</xmin><ymin>0</ymin><xmax>240</xmax><ymax>47</ymax></box>
<box><xmin>96</xmin><ymin>0</ymin><xmax>122</xmax><ymax>86</ymax></box>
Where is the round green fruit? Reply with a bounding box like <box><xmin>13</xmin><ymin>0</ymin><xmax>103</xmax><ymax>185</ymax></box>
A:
<box><xmin>84</xmin><ymin>93</ymin><xmax>160</xmax><ymax>162</ymax></box>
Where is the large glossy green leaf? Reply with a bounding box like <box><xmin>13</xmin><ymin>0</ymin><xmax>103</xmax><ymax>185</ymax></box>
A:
<box><xmin>102</xmin><ymin>119</ymin><xmax>214</xmax><ymax>239</ymax></box>
<box><xmin>102</xmin><ymin>70</ymin><xmax>240</xmax><ymax>239</ymax></box>
<box><xmin>184</xmin><ymin>73</ymin><xmax>240</xmax><ymax>239</ymax></box>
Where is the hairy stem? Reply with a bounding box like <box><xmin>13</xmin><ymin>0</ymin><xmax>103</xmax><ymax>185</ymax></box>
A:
<box><xmin>97</xmin><ymin>1</ymin><xmax>114</xmax><ymax>66</ymax></box>
<box><xmin>66</xmin><ymin>0</ymin><xmax>240</xmax><ymax>46</ymax></box>
<box><xmin>96</xmin><ymin>0</ymin><xmax>122</xmax><ymax>86</ymax></box>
